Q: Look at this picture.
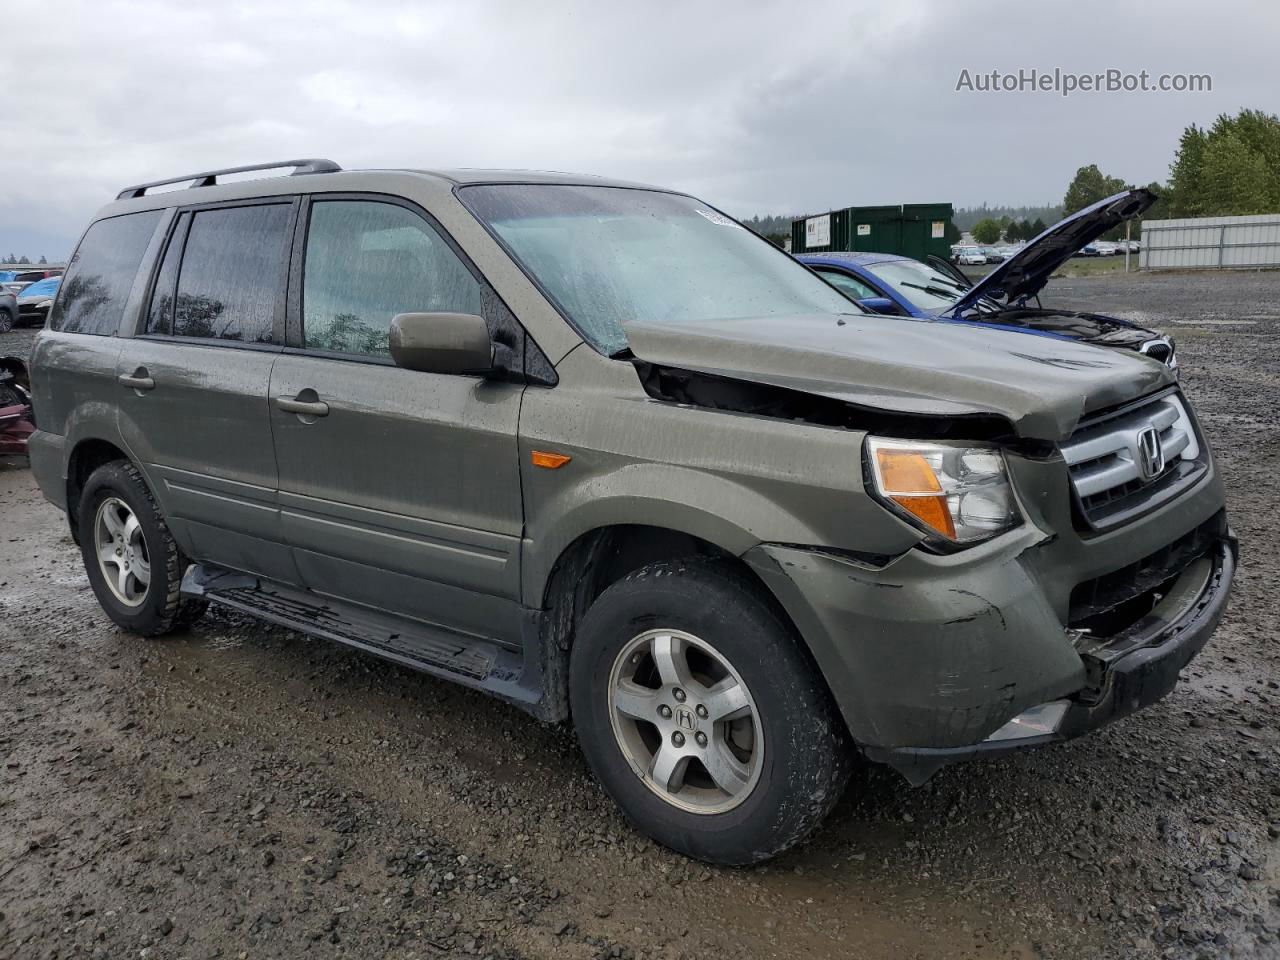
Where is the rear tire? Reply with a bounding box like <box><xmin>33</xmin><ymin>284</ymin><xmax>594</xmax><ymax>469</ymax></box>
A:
<box><xmin>77</xmin><ymin>460</ymin><xmax>207</xmax><ymax>636</ymax></box>
<box><xmin>570</xmin><ymin>559</ymin><xmax>851</xmax><ymax>865</ymax></box>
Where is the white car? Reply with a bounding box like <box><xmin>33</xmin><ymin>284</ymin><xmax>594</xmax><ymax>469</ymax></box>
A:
<box><xmin>954</xmin><ymin>246</ymin><xmax>986</xmax><ymax>266</ymax></box>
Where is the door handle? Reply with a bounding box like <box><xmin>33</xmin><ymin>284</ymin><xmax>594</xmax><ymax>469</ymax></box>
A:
<box><xmin>276</xmin><ymin>396</ymin><xmax>329</xmax><ymax>417</ymax></box>
<box><xmin>118</xmin><ymin>371</ymin><xmax>155</xmax><ymax>391</ymax></box>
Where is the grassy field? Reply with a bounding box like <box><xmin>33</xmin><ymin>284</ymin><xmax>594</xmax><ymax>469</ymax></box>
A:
<box><xmin>960</xmin><ymin>254</ymin><xmax>1135</xmax><ymax>282</ymax></box>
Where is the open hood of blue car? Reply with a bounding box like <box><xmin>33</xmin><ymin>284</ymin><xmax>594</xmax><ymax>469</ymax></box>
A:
<box><xmin>941</xmin><ymin>188</ymin><xmax>1156</xmax><ymax>318</ymax></box>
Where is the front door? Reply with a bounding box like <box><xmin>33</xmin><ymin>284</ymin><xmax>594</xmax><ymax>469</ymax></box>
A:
<box><xmin>269</xmin><ymin>196</ymin><xmax>525</xmax><ymax>644</ymax></box>
<box><xmin>116</xmin><ymin>200</ymin><xmax>298</xmax><ymax>584</ymax></box>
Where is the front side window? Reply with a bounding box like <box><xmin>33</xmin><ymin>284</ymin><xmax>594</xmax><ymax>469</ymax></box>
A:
<box><xmin>459</xmin><ymin>184</ymin><xmax>858</xmax><ymax>356</ymax></box>
<box><xmin>172</xmin><ymin>204</ymin><xmax>290</xmax><ymax>343</ymax></box>
<box><xmin>302</xmin><ymin>200</ymin><xmax>482</xmax><ymax>357</ymax></box>
<box><xmin>816</xmin><ymin>268</ymin><xmax>878</xmax><ymax>301</ymax></box>
<box><xmin>51</xmin><ymin>210</ymin><xmax>162</xmax><ymax>335</ymax></box>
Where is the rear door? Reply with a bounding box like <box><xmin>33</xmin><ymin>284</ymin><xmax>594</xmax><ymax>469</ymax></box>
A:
<box><xmin>116</xmin><ymin>199</ymin><xmax>299</xmax><ymax>583</ymax></box>
<box><xmin>269</xmin><ymin>195</ymin><xmax>525</xmax><ymax>644</ymax></box>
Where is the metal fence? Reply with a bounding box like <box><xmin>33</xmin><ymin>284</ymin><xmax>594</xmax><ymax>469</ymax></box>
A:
<box><xmin>1140</xmin><ymin>213</ymin><xmax>1280</xmax><ymax>270</ymax></box>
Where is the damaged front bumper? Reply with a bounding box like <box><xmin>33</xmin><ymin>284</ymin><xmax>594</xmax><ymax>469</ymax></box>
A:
<box><xmin>745</xmin><ymin>487</ymin><xmax>1236</xmax><ymax>785</ymax></box>
<box><xmin>862</xmin><ymin>535</ymin><xmax>1235</xmax><ymax>783</ymax></box>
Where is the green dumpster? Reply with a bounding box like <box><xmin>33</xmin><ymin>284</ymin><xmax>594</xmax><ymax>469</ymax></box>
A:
<box><xmin>791</xmin><ymin>203</ymin><xmax>955</xmax><ymax>259</ymax></box>
<box><xmin>900</xmin><ymin>203</ymin><xmax>955</xmax><ymax>261</ymax></box>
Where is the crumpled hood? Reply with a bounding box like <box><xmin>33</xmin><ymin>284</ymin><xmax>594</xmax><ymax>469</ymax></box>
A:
<box><xmin>625</xmin><ymin>312</ymin><xmax>1175</xmax><ymax>441</ymax></box>
<box><xmin>942</xmin><ymin>188</ymin><xmax>1156</xmax><ymax>318</ymax></box>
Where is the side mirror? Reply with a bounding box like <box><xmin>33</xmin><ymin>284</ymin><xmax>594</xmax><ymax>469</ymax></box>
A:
<box><xmin>389</xmin><ymin>312</ymin><xmax>493</xmax><ymax>375</ymax></box>
<box><xmin>858</xmin><ymin>296</ymin><xmax>899</xmax><ymax>315</ymax></box>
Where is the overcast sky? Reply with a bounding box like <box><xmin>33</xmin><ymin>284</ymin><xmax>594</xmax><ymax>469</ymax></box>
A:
<box><xmin>1</xmin><ymin>0</ymin><xmax>1275</xmax><ymax>260</ymax></box>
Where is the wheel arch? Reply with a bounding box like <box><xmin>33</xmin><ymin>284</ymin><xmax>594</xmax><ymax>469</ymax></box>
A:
<box><xmin>531</xmin><ymin>522</ymin><xmax>809</xmax><ymax>723</ymax></box>
<box><xmin>65</xmin><ymin>437</ymin><xmax>133</xmax><ymax>543</ymax></box>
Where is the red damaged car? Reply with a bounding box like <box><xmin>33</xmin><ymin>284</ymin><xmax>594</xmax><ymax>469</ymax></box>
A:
<box><xmin>0</xmin><ymin>357</ymin><xmax>33</xmax><ymax>456</ymax></box>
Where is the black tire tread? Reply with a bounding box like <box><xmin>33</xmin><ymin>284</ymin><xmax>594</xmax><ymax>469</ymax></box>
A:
<box><xmin>571</xmin><ymin>557</ymin><xmax>852</xmax><ymax>864</ymax></box>
<box><xmin>79</xmin><ymin>460</ymin><xmax>207</xmax><ymax>637</ymax></box>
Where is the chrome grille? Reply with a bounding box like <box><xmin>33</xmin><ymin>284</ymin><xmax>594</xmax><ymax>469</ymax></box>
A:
<box><xmin>1061</xmin><ymin>393</ymin><xmax>1203</xmax><ymax>528</ymax></box>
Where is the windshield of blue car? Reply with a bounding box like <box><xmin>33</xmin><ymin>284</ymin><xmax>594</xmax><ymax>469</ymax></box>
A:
<box><xmin>863</xmin><ymin>259</ymin><xmax>971</xmax><ymax>311</ymax></box>
<box><xmin>460</xmin><ymin>184</ymin><xmax>861</xmax><ymax>355</ymax></box>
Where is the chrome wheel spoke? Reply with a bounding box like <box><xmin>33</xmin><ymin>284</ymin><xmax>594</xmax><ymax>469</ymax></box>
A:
<box><xmin>116</xmin><ymin>564</ymin><xmax>134</xmax><ymax>599</ymax></box>
<box><xmin>701</xmin><ymin>678</ymin><xmax>750</xmax><ymax>722</ymax></box>
<box><xmin>99</xmin><ymin>544</ymin><xmax>120</xmax><ymax>567</ymax></box>
<box><xmin>703</xmin><ymin>740</ymin><xmax>751</xmax><ymax>797</ymax></box>
<box><xmin>651</xmin><ymin>633</ymin><xmax>692</xmax><ymax>688</ymax></box>
<box><xmin>101</xmin><ymin>505</ymin><xmax>125</xmax><ymax>540</ymax></box>
<box><xmin>613</xmin><ymin>680</ymin><xmax>660</xmax><ymax>721</ymax></box>
<box><xmin>122</xmin><ymin>512</ymin><xmax>141</xmax><ymax>546</ymax></box>
<box><xmin>131</xmin><ymin>555</ymin><xmax>151</xmax><ymax>586</ymax></box>
<box><xmin>649</xmin><ymin>745</ymin><xmax>691</xmax><ymax>793</ymax></box>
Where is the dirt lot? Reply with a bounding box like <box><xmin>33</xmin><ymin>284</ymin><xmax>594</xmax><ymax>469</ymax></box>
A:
<box><xmin>2</xmin><ymin>270</ymin><xmax>1279</xmax><ymax>960</ymax></box>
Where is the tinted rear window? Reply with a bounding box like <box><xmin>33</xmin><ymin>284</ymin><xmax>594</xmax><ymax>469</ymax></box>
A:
<box><xmin>51</xmin><ymin>211</ymin><xmax>162</xmax><ymax>335</ymax></box>
<box><xmin>172</xmin><ymin>204</ymin><xmax>290</xmax><ymax>343</ymax></box>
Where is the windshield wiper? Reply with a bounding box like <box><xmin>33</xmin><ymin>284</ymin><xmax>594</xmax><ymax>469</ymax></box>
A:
<box><xmin>899</xmin><ymin>281</ymin><xmax>960</xmax><ymax>301</ymax></box>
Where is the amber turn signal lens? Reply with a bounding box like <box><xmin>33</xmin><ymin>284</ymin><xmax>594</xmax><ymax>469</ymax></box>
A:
<box><xmin>891</xmin><ymin>494</ymin><xmax>956</xmax><ymax>539</ymax></box>
<box><xmin>874</xmin><ymin>448</ymin><xmax>942</xmax><ymax>494</ymax></box>
<box><xmin>875</xmin><ymin>447</ymin><xmax>955</xmax><ymax>538</ymax></box>
<box><xmin>531</xmin><ymin>450</ymin><xmax>572</xmax><ymax>469</ymax></box>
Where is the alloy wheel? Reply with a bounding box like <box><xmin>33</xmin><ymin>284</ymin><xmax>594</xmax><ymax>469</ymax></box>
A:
<box><xmin>607</xmin><ymin>629</ymin><xmax>763</xmax><ymax>814</ymax></box>
<box><xmin>93</xmin><ymin>497</ymin><xmax>151</xmax><ymax>607</ymax></box>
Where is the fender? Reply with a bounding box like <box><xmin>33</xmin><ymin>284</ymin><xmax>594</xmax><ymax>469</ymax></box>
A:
<box><xmin>521</xmin><ymin>462</ymin><xmax>811</xmax><ymax>603</ymax></box>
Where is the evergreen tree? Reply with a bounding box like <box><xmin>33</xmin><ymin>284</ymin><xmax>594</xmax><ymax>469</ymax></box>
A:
<box><xmin>1064</xmin><ymin>164</ymin><xmax>1128</xmax><ymax>216</ymax></box>
<box><xmin>1167</xmin><ymin>109</ymin><xmax>1280</xmax><ymax>217</ymax></box>
<box><xmin>1168</xmin><ymin>124</ymin><xmax>1208</xmax><ymax>217</ymax></box>
<box><xmin>1199</xmin><ymin>132</ymin><xmax>1272</xmax><ymax>216</ymax></box>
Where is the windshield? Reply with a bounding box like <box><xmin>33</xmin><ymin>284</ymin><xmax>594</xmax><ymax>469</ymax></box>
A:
<box><xmin>460</xmin><ymin>184</ymin><xmax>858</xmax><ymax>355</ymax></box>
<box><xmin>864</xmin><ymin>259</ymin><xmax>969</xmax><ymax>311</ymax></box>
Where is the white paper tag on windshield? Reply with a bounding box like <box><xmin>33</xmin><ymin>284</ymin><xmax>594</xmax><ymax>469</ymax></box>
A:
<box><xmin>695</xmin><ymin>209</ymin><xmax>740</xmax><ymax>227</ymax></box>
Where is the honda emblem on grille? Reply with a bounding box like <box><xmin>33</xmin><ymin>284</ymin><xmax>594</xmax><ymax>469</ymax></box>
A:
<box><xmin>1136</xmin><ymin>426</ymin><xmax>1165</xmax><ymax>480</ymax></box>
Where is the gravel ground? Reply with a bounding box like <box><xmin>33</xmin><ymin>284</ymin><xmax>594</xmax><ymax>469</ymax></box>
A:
<box><xmin>1</xmin><ymin>270</ymin><xmax>1279</xmax><ymax>960</ymax></box>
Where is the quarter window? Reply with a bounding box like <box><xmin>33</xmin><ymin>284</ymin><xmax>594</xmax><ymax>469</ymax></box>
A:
<box><xmin>51</xmin><ymin>210</ymin><xmax>162</xmax><ymax>336</ymax></box>
<box><xmin>172</xmin><ymin>204</ymin><xmax>290</xmax><ymax>343</ymax></box>
<box><xmin>302</xmin><ymin>200</ymin><xmax>481</xmax><ymax>357</ymax></box>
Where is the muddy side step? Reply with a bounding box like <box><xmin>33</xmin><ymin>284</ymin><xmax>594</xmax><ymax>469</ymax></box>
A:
<box><xmin>181</xmin><ymin>564</ymin><xmax>550</xmax><ymax>713</ymax></box>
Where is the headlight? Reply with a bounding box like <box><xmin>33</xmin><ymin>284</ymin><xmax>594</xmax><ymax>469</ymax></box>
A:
<box><xmin>866</xmin><ymin>437</ymin><xmax>1021</xmax><ymax>545</ymax></box>
<box><xmin>36</xmin><ymin>299</ymin><xmax>52</xmax><ymax>309</ymax></box>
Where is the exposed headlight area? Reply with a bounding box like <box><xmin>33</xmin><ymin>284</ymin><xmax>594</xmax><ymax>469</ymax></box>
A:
<box><xmin>1139</xmin><ymin>336</ymin><xmax>1178</xmax><ymax>372</ymax></box>
<box><xmin>866</xmin><ymin>437</ymin><xmax>1022</xmax><ymax>546</ymax></box>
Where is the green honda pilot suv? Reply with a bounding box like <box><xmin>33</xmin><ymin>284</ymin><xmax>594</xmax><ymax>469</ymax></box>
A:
<box><xmin>27</xmin><ymin>160</ymin><xmax>1235</xmax><ymax>864</ymax></box>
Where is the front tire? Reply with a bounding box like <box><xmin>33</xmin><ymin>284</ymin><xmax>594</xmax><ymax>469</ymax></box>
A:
<box><xmin>78</xmin><ymin>460</ymin><xmax>207</xmax><ymax>636</ymax></box>
<box><xmin>0</xmin><ymin>310</ymin><xmax>13</xmax><ymax>334</ymax></box>
<box><xmin>570</xmin><ymin>559</ymin><xmax>851</xmax><ymax>865</ymax></box>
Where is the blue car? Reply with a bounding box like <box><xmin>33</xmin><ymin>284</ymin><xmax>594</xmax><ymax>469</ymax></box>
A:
<box><xmin>15</xmin><ymin>275</ymin><xmax>61</xmax><ymax>327</ymax></box>
<box><xmin>795</xmin><ymin>250</ymin><xmax>964</xmax><ymax>318</ymax></box>
<box><xmin>797</xmin><ymin>189</ymin><xmax>1177</xmax><ymax>369</ymax></box>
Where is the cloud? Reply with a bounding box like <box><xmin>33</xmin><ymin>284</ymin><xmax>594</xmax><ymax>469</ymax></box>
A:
<box><xmin>1</xmin><ymin>0</ymin><xmax>1273</xmax><ymax>258</ymax></box>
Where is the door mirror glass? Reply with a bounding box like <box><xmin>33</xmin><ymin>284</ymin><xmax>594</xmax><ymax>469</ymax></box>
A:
<box><xmin>389</xmin><ymin>312</ymin><xmax>493</xmax><ymax>375</ymax></box>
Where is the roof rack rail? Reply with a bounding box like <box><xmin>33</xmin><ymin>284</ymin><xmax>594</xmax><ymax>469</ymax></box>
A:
<box><xmin>116</xmin><ymin>158</ymin><xmax>342</xmax><ymax>200</ymax></box>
